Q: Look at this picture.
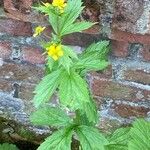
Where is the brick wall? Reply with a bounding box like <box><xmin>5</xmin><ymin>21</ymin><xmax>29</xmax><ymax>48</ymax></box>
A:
<box><xmin>0</xmin><ymin>0</ymin><xmax>150</xmax><ymax>134</ymax></box>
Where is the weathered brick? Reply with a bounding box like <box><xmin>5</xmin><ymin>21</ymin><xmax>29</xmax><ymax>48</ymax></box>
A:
<box><xmin>0</xmin><ymin>79</ymin><xmax>35</xmax><ymax>101</ymax></box>
<box><xmin>111</xmin><ymin>40</ymin><xmax>129</xmax><ymax>57</ymax></box>
<box><xmin>90</xmin><ymin>65</ymin><xmax>112</xmax><ymax>79</ymax></box>
<box><xmin>124</xmin><ymin>69</ymin><xmax>150</xmax><ymax>85</ymax></box>
<box><xmin>140</xmin><ymin>44</ymin><xmax>150</xmax><ymax>62</ymax></box>
<box><xmin>92</xmin><ymin>79</ymin><xmax>150</xmax><ymax>101</ymax></box>
<box><xmin>0</xmin><ymin>18</ymin><xmax>32</xmax><ymax>36</ymax></box>
<box><xmin>4</xmin><ymin>0</ymin><xmax>33</xmax><ymax>14</ymax></box>
<box><xmin>0</xmin><ymin>63</ymin><xmax>44</xmax><ymax>83</ymax></box>
<box><xmin>112</xmin><ymin>103</ymin><xmax>150</xmax><ymax>118</ymax></box>
<box><xmin>21</xmin><ymin>46</ymin><xmax>45</xmax><ymax>64</ymax></box>
<box><xmin>0</xmin><ymin>79</ymin><xmax>13</xmax><ymax>93</ymax></box>
<box><xmin>63</xmin><ymin>32</ymin><xmax>101</xmax><ymax>47</ymax></box>
<box><xmin>0</xmin><ymin>41</ymin><xmax>11</xmax><ymax>59</ymax></box>
<box><xmin>98</xmin><ymin>117</ymin><xmax>123</xmax><ymax>134</ymax></box>
<box><xmin>112</xmin><ymin>0</ymin><xmax>145</xmax><ymax>34</ymax></box>
<box><xmin>19</xmin><ymin>83</ymin><xmax>35</xmax><ymax>101</ymax></box>
<box><xmin>110</xmin><ymin>29</ymin><xmax>150</xmax><ymax>44</ymax></box>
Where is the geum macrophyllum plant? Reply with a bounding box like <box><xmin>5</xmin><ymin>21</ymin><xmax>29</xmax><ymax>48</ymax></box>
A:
<box><xmin>30</xmin><ymin>0</ymin><xmax>150</xmax><ymax>150</ymax></box>
<box><xmin>30</xmin><ymin>0</ymin><xmax>110</xmax><ymax>149</ymax></box>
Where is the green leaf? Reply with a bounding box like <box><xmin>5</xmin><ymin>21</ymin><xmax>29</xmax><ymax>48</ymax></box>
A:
<box><xmin>59</xmin><ymin>0</ymin><xmax>84</xmax><ymax>35</ymax></box>
<box><xmin>37</xmin><ymin>127</ymin><xmax>73</xmax><ymax>150</ymax></box>
<box><xmin>59</xmin><ymin>55</ymin><xmax>73</xmax><ymax>73</ymax></box>
<box><xmin>33</xmin><ymin>69</ymin><xmax>63</xmax><ymax>108</ymax></box>
<box><xmin>86</xmin><ymin>41</ymin><xmax>109</xmax><ymax>52</ymax></box>
<box><xmin>81</xmin><ymin>98</ymin><xmax>98</xmax><ymax>124</ymax></box>
<box><xmin>76</xmin><ymin>125</ymin><xmax>108</xmax><ymax>150</ymax></box>
<box><xmin>30</xmin><ymin>106</ymin><xmax>72</xmax><ymax>127</ymax></box>
<box><xmin>0</xmin><ymin>143</ymin><xmax>19</xmax><ymax>150</ymax></box>
<box><xmin>59</xmin><ymin>46</ymin><xmax>78</xmax><ymax>72</ymax></box>
<box><xmin>74</xmin><ymin>41</ymin><xmax>110</xmax><ymax>75</ymax></box>
<box><xmin>76</xmin><ymin>59</ymin><xmax>109</xmax><ymax>76</ymax></box>
<box><xmin>59</xmin><ymin>70</ymin><xmax>89</xmax><ymax>109</ymax></box>
<box><xmin>128</xmin><ymin>119</ymin><xmax>150</xmax><ymax>150</ymax></box>
<box><xmin>75</xmin><ymin>98</ymin><xmax>98</xmax><ymax>125</ymax></box>
<box><xmin>62</xmin><ymin>45</ymin><xmax>78</xmax><ymax>60</ymax></box>
<box><xmin>61</xmin><ymin>22</ymin><xmax>95</xmax><ymax>36</ymax></box>
<box><xmin>48</xmin><ymin>12</ymin><xmax>58</xmax><ymax>34</ymax></box>
<box><xmin>105</xmin><ymin>128</ymin><xmax>130</xmax><ymax>150</ymax></box>
<box><xmin>32</xmin><ymin>5</ymin><xmax>51</xmax><ymax>14</ymax></box>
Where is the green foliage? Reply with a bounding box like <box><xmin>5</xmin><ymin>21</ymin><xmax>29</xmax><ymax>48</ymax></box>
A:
<box><xmin>33</xmin><ymin>69</ymin><xmax>63</xmax><ymax>108</ymax></box>
<box><xmin>59</xmin><ymin>0</ymin><xmax>84</xmax><ymax>36</ymax></box>
<box><xmin>106</xmin><ymin>119</ymin><xmax>150</xmax><ymax>150</ymax></box>
<box><xmin>105</xmin><ymin>128</ymin><xmax>131</xmax><ymax>150</ymax></box>
<box><xmin>30</xmin><ymin>106</ymin><xmax>72</xmax><ymax>127</ymax></box>
<box><xmin>37</xmin><ymin>127</ymin><xmax>73</xmax><ymax>150</ymax></box>
<box><xmin>74</xmin><ymin>41</ymin><xmax>110</xmax><ymax>75</ymax></box>
<box><xmin>59</xmin><ymin>70</ymin><xmax>90</xmax><ymax>109</ymax></box>
<box><xmin>60</xmin><ymin>21</ymin><xmax>95</xmax><ymax>36</ymax></box>
<box><xmin>0</xmin><ymin>143</ymin><xmax>19</xmax><ymax>150</ymax></box>
<box><xmin>31</xmin><ymin>0</ymin><xmax>111</xmax><ymax>149</ymax></box>
<box><xmin>75</xmin><ymin>125</ymin><xmax>108</xmax><ymax>150</ymax></box>
<box><xmin>128</xmin><ymin>119</ymin><xmax>150</xmax><ymax>150</ymax></box>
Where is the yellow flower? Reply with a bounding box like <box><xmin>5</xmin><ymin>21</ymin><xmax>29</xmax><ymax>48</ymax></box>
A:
<box><xmin>47</xmin><ymin>44</ymin><xmax>64</xmax><ymax>61</ymax></box>
<box><xmin>33</xmin><ymin>26</ymin><xmax>46</xmax><ymax>37</ymax></box>
<box><xmin>52</xmin><ymin>0</ymin><xmax>67</xmax><ymax>13</ymax></box>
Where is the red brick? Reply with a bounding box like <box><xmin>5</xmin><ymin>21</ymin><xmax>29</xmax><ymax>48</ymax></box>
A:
<box><xmin>124</xmin><ymin>69</ymin><xmax>150</xmax><ymax>85</ymax></box>
<box><xmin>92</xmin><ymin>79</ymin><xmax>150</xmax><ymax>101</ymax></box>
<box><xmin>0</xmin><ymin>18</ymin><xmax>32</xmax><ymax>36</ymax></box>
<box><xmin>0</xmin><ymin>63</ymin><xmax>44</xmax><ymax>83</ymax></box>
<box><xmin>6</xmin><ymin>12</ymin><xmax>48</xmax><ymax>25</ymax></box>
<box><xmin>0</xmin><ymin>79</ymin><xmax>13</xmax><ymax>93</ymax></box>
<box><xmin>19</xmin><ymin>83</ymin><xmax>36</xmax><ymax>101</ymax></box>
<box><xmin>83</xmin><ymin>25</ymin><xmax>100</xmax><ymax>35</ymax></box>
<box><xmin>21</xmin><ymin>46</ymin><xmax>45</xmax><ymax>64</ymax></box>
<box><xmin>90</xmin><ymin>65</ymin><xmax>112</xmax><ymax>79</ymax></box>
<box><xmin>112</xmin><ymin>103</ymin><xmax>150</xmax><ymax>118</ymax></box>
<box><xmin>110</xmin><ymin>29</ymin><xmax>150</xmax><ymax>44</ymax></box>
<box><xmin>0</xmin><ymin>41</ymin><xmax>11</xmax><ymax>59</ymax></box>
<box><xmin>112</xmin><ymin>0</ymin><xmax>144</xmax><ymax>34</ymax></box>
<box><xmin>140</xmin><ymin>44</ymin><xmax>150</xmax><ymax>61</ymax></box>
<box><xmin>0</xmin><ymin>79</ymin><xmax>35</xmax><ymax>101</ymax></box>
<box><xmin>63</xmin><ymin>32</ymin><xmax>100</xmax><ymax>47</ymax></box>
<box><xmin>4</xmin><ymin>0</ymin><xmax>33</xmax><ymax>13</ymax></box>
<box><xmin>111</xmin><ymin>40</ymin><xmax>129</xmax><ymax>57</ymax></box>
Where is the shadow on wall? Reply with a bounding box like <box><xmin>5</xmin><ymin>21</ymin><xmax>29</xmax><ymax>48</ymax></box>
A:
<box><xmin>0</xmin><ymin>0</ymin><xmax>3</xmax><ymax>6</ymax></box>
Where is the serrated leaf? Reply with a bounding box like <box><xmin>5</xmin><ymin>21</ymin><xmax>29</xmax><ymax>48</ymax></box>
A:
<box><xmin>48</xmin><ymin>12</ymin><xmax>58</xmax><ymax>34</ymax></box>
<box><xmin>59</xmin><ymin>70</ymin><xmax>89</xmax><ymax>109</ymax></box>
<box><xmin>105</xmin><ymin>128</ymin><xmax>130</xmax><ymax>150</ymax></box>
<box><xmin>30</xmin><ymin>106</ymin><xmax>72</xmax><ymax>127</ymax></box>
<box><xmin>105</xmin><ymin>144</ymin><xmax>128</xmax><ymax>150</ymax></box>
<box><xmin>74</xmin><ymin>41</ymin><xmax>110</xmax><ymax>75</ymax></box>
<box><xmin>61</xmin><ymin>22</ymin><xmax>95</xmax><ymax>36</ymax></box>
<box><xmin>59</xmin><ymin>55</ymin><xmax>73</xmax><ymax>73</ymax></box>
<box><xmin>59</xmin><ymin>0</ymin><xmax>84</xmax><ymax>35</ymax></box>
<box><xmin>62</xmin><ymin>45</ymin><xmax>78</xmax><ymax>60</ymax></box>
<box><xmin>76</xmin><ymin>125</ymin><xmax>108</xmax><ymax>150</ymax></box>
<box><xmin>86</xmin><ymin>41</ymin><xmax>109</xmax><ymax>53</ymax></box>
<box><xmin>32</xmin><ymin>5</ymin><xmax>51</xmax><ymax>14</ymax></box>
<box><xmin>108</xmin><ymin>128</ymin><xmax>130</xmax><ymax>144</ymax></box>
<box><xmin>81</xmin><ymin>98</ymin><xmax>98</xmax><ymax>124</ymax></box>
<box><xmin>46</xmin><ymin>56</ymin><xmax>54</xmax><ymax>72</ymax></box>
<box><xmin>0</xmin><ymin>143</ymin><xmax>19</xmax><ymax>150</ymax></box>
<box><xmin>33</xmin><ymin>69</ymin><xmax>63</xmax><ymax>108</ymax></box>
<box><xmin>128</xmin><ymin>119</ymin><xmax>150</xmax><ymax>150</ymax></box>
<box><xmin>37</xmin><ymin>127</ymin><xmax>73</xmax><ymax>150</ymax></box>
<box><xmin>75</xmin><ymin>98</ymin><xmax>98</xmax><ymax>125</ymax></box>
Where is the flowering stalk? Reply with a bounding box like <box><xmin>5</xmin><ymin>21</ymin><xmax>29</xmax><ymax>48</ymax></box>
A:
<box><xmin>31</xmin><ymin>0</ymin><xmax>110</xmax><ymax>149</ymax></box>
